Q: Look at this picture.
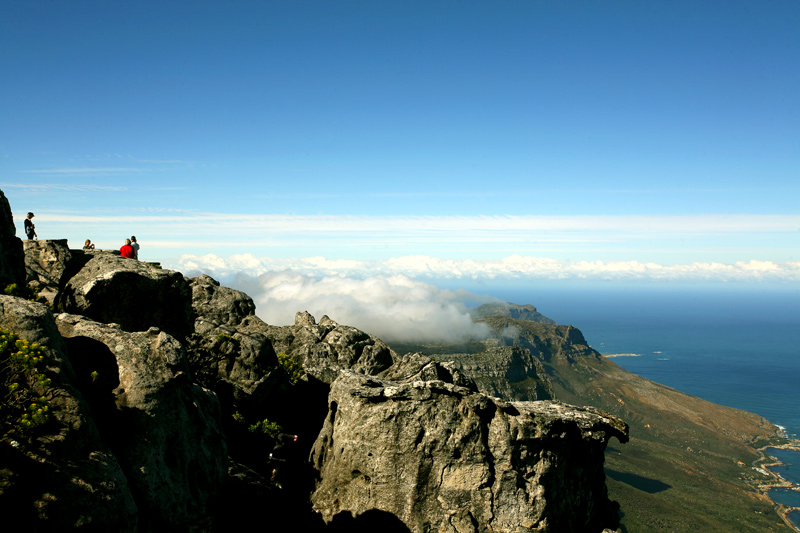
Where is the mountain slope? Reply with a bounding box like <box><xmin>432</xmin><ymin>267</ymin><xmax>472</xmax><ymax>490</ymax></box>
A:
<box><xmin>403</xmin><ymin>314</ymin><xmax>791</xmax><ymax>532</ymax></box>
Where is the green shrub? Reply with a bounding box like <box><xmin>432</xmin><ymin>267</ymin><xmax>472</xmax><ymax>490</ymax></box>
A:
<box><xmin>277</xmin><ymin>352</ymin><xmax>304</xmax><ymax>384</ymax></box>
<box><xmin>0</xmin><ymin>329</ymin><xmax>54</xmax><ymax>436</ymax></box>
<box><xmin>247</xmin><ymin>418</ymin><xmax>282</xmax><ymax>438</ymax></box>
<box><xmin>216</xmin><ymin>333</ymin><xmax>240</xmax><ymax>347</ymax></box>
<box><xmin>2</xmin><ymin>283</ymin><xmax>48</xmax><ymax>305</ymax></box>
<box><xmin>232</xmin><ymin>411</ymin><xmax>283</xmax><ymax>438</ymax></box>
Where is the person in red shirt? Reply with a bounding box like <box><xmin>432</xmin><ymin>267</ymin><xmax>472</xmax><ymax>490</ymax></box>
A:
<box><xmin>120</xmin><ymin>238</ymin><xmax>135</xmax><ymax>258</ymax></box>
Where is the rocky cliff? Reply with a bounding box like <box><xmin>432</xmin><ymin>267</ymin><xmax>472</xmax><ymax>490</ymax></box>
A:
<box><xmin>429</xmin><ymin>309</ymin><xmax>793</xmax><ymax>532</ymax></box>
<box><xmin>0</xmin><ymin>189</ymin><xmax>627</xmax><ymax>532</ymax></box>
<box><xmin>0</xmin><ymin>190</ymin><xmax>25</xmax><ymax>288</ymax></box>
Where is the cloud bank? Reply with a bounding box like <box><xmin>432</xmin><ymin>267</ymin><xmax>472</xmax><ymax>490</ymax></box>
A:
<box><xmin>228</xmin><ymin>271</ymin><xmax>493</xmax><ymax>344</ymax></box>
<box><xmin>178</xmin><ymin>253</ymin><xmax>800</xmax><ymax>283</ymax></box>
<box><xmin>175</xmin><ymin>253</ymin><xmax>800</xmax><ymax>344</ymax></box>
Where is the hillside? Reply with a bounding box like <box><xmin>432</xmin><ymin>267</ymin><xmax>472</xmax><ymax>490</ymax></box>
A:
<box><xmin>391</xmin><ymin>310</ymin><xmax>796</xmax><ymax>532</ymax></box>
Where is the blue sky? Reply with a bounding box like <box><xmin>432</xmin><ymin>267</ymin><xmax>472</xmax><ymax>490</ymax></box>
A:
<box><xmin>2</xmin><ymin>1</ymin><xmax>799</xmax><ymax>290</ymax></box>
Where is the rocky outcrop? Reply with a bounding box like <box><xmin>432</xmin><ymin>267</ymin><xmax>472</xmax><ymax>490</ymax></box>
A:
<box><xmin>55</xmin><ymin>314</ymin><xmax>227</xmax><ymax>531</ymax></box>
<box><xmin>310</xmin><ymin>369</ymin><xmax>627</xmax><ymax>533</ymax></box>
<box><xmin>478</xmin><ymin>316</ymin><xmax>599</xmax><ymax>364</ymax></box>
<box><xmin>265</xmin><ymin>311</ymin><xmax>395</xmax><ymax>384</ymax></box>
<box><xmin>441</xmin><ymin>346</ymin><xmax>555</xmax><ymax>401</ymax></box>
<box><xmin>0</xmin><ymin>189</ymin><xmax>25</xmax><ymax>288</ymax></box>
<box><xmin>55</xmin><ymin>254</ymin><xmax>193</xmax><ymax>339</ymax></box>
<box><xmin>190</xmin><ymin>274</ymin><xmax>256</xmax><ymax>333</ymax></box>
<box><xmin>0</xmin><ymin>296</ymin><xmax>138</xmax><ymax>531</ymax></box>
<box><xmin>23</xmin><ymin>239</ymin><xmax>72</xmax><ymax>305</ymax></box>
<box><xmin>2</xmin><ymin>186</ymin><xmax>628</xmax><ymax>532</ymax></box>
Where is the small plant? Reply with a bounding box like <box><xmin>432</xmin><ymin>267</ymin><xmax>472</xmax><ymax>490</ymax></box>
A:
<box><xmin>277</xmin><ymin>352</ymin><xmax>304</xmax><ymax>384</ymax></box>
<box><xmin>248</xmin><ymin>418</ymin><xmax>283</xmax><ymax>438</ymax></box>
<box><xmin>0</xmin><ymin>329</ymin><xmax>54</xmax><ymax>436</ymax></box>
<box><xmin>2</xmin><ymin>283</ymin><xmax>48</xmax><ymax>305</ymax></box>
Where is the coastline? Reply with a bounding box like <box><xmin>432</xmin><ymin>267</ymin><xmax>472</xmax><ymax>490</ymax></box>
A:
<box><xmin>601</xmin><ymin>353</ymin><xmax>641</xmax><ymax>358</ymax></box>
<box><xmin>754</xmin><ymin>440</ymin><xmax>800</xmax><ymax>532</ymax></box>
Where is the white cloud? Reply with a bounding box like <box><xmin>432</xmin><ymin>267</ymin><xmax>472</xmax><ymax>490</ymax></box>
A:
<box><xmin>19</xmin><ymin>168</ymin><xmax>149</xmax><ymax>174</ymax></box>
<box><xmin>177</xmin><ymin>253</ymin><xmax>800</xmax><ymax>283</ymax></box>
<box><xmin>228</xmin><ymin>271</ymin><xmax>493</xmax><ymax>345</ymax></box>
<box><xmin>36</xmin><ymin>211</ymin><xmax>800</xmax><ymax>236</ymax></box>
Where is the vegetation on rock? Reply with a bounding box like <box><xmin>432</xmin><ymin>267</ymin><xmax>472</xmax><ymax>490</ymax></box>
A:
<box><xmin>0</xmin><ymin>328</ymin><xmax>54</xmax><ymax>438</ymax></box>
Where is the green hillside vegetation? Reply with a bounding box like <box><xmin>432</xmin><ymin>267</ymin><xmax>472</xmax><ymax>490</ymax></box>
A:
<box><xmin>390</xmin><ymin>312</ymin><xmax>796</xmax><ymax>532</ymax></box>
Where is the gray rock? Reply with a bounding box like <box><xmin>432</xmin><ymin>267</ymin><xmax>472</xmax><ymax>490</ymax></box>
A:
<box><xmin>189</xmin><ymin>274</ymin><xmax>256</xmax><ymax>334</ymax></box>
<box><xmin>0</xmin><ymin>189</ymin><xmax>25</xmax><ymax>288</ymax></box>
<box><xmin>56</xmin><ymin>313</ymin><xmax>228</xmax><ymax>531</ymax></box>
<box><xmin>0</xmin><ymin>295</ymin><xmax>138</xmax><ymax>531</ymax></box>
<box><xmin>265</xmin><ymin>312</ymin><xmax>395</xmax><ymax>384</ymax></box>
<box><xmin>310</xmin><ymin>370</ymin><xmax>627</xmax><ymax>533</ymax></box>
<box><xmin>438</xmin><ymin>346</ymin><xmax>555</xmax><ymax>401</ymax></box>
<box><xmin>54</xmin><ymin>254</ymin><xmax>193</xmax><ymax>338</ymax></box>
<box><xmin>479</xmin><ymin>317</ymin><xmax>599</xmax><ymax>364</ymax></box>
<box><xmin>23</xmin><ymin>239</ymin><xmax>72</xmax><ymax>305</ymax></box>
<box><xmin>379</xmin><ymin>352</ymin><xmax>478</xmax><ymax>392</ymax></box>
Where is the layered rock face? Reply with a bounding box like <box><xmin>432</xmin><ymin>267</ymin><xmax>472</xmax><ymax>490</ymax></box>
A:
<box><xmin>0</xmin><ymin>190</ymin><xmax>25</xmax><ymax>288</ymax></box>
<box><xmin>477</xmin><ymin>317</ymin><xmax>599</xmax><ymax>364</ymax></box>
<box><xmin>310</xmin><ymin>368</ymin><xmax>627</xmax><ymax>533</ymax></box>
<box><xmin>23</xmin><ymin>239</ymin><xmax>71</xmax><ymax>305</ymax></box>
<box><xmin>0</xmin><ymin>189</ymin><xmax>627</xmax><ymax>532</ymax></box>
<box><xmin>441</xmin><ymin>346</ymin><xmax>555</xmax><ymax>401</ymax></box>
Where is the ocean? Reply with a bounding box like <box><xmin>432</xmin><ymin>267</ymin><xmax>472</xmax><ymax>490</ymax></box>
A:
<box><xmin>475</xmin><ymin>283</ymin><xmax>800</xmax><ymax>525</ymax></box>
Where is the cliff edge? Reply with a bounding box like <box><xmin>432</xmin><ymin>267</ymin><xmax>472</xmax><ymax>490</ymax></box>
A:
<box><xmin>0</xmin><ymin>189</ymin><xmax>627</xmax><ymax>532</ymax></box>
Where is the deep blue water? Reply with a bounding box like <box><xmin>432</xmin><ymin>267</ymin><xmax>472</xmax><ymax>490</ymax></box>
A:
<box><xmin>458</xmin><ymin>283</ymin><xmax>800</xmax><ymax>519</ymax></box>
<box><xmin>477</xmin><ymin>285</ymin><xmax>800</xmax><ymax>438</ymax></box>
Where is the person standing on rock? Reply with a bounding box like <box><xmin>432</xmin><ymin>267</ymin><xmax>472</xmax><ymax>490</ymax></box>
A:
<box><xmin>120</xmin><ymin>238</ymin><xmax>135</xmax><ymax>258</ymax></box>
<box><xmin>24</xmin><ymin>212</ymin><xmax>36</xmax><ymax>240</ymax></box>
<box><xmin>130</xmin><ymin>236</ymin><xmax>140</xmax><ymax>260</ymax></box>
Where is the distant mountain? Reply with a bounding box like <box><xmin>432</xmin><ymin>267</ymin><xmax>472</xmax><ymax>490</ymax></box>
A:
<box><xmin>469</xmin><ymin>302</ymin><xmax>557</xmax><ymax>324</ymax></box>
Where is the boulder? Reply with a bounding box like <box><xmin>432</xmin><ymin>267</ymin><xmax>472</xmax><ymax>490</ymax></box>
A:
<box><xmin>56</xmin><ymin>313</ymin><xmax>228</xmax><ymax>531</ymax></box>
<box><xmin>310</xmin><ymin>370</ymin><xmax>627</xmax><ymax>533</ymax></box>
<box><xmin>265</xmin><ymin>312</ymin><xmax>395</xmax><ymax>383</ymax></box>
<box><xmin>189</xmin><ymin>274</ymin><xmax>256</xmax><ymax>334</ymax></box>
<box><xmin>54</xmin><ymin>254</ymin><xmax>193</xmax><ymax>339</ymax></box>
<box><xmin>0</xmin><ymin>189</ymin><xmax>25</xmax><ymax>288</ymax></box>
<box><xmin>0</xmin><ymin>295</ymin><xmax>138</xmax><ymax>531</ymax></box>
<box><xmin>379</xmin><ymin>352</ymin><xmax>478</xmax><ymax>392</ymax></box>
<box><xmin>23</xmin><ymin>239</ymin><xmax>72</xmax><ymax>305</ymax></box>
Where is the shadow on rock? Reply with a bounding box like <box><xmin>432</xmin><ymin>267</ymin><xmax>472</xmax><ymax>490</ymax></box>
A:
<box><xmin>327</xmin><ymin>509</ymin><xmax>412</xmax><ymax>533</ymax></box>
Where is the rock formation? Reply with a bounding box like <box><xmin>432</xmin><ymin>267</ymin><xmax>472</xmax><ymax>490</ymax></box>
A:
<box><xmin>0</xmin><ymin>295</ymin><xmax>138</xmax><ymax>531</ymax></box>
<box><xmin>54</xmin><ymin>254</ymin><xmax>194</xmax><ymax>339</ymax></box>
<box><xmin>56</xmin><ymin>314</ymin><xmax>227</xmax><ymax>531</ymax></box>
<box><xmin>0</xmin><ymin>190</ymin><xmax>25</xmax><ymax>288</ymax></box>
<box><xmin>23</xmin><ymin>239</ymin><xmax>71</xmax><ymax>305</ymax></box>
<box><xmin>310</xmin><ymin>369</ymin><xmax>626</xmax><ymax>533</ymax></box>
<box><xmin>0</xmin><ymin>188</ymin><xmax>627</xmax><ymax>532</ymax></box>
<box><xmin>441</xmin><ymin>346</ymin><xmax>555</xmax><ymax>401</ymax></box>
